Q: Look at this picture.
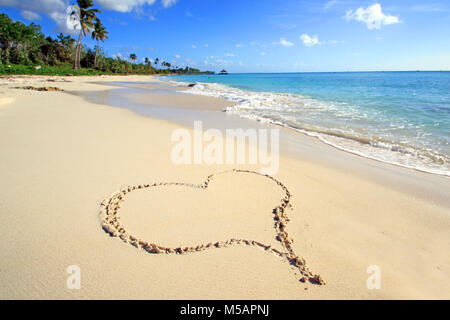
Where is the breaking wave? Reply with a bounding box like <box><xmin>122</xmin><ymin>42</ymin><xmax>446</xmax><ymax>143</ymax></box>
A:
<box><xmin>166</xmin><ymin>79</ymin><xmax>450</xmax><ymax>176</ymax></box>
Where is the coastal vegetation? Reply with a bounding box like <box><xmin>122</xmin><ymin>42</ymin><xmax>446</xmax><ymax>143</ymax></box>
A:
<box><xmin>0</xmin><ymin>3</ymin><xmax>213</xmax><ymax>76</ymax></box>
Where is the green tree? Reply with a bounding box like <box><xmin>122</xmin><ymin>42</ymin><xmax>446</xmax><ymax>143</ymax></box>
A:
<box><xmin>144</xmin><ymin>57</ymin><xmax>152</xmax><ymax>72</ymax></box>
<box><xmin>129</xmin><ymin>53</ymin><xmax>137</xmax><ymax>62</ymax></box>
<box><xmin>0</xmin><ymin>14</ymin><xmax>14</xmax><ymax>63</ymax></box>
<box><xmin>71</xmin><ymin>0</ymin><xmax>101</xmax><ymax>70</ymax></box>
<box><xmin>91</xmin><ymin>19</ymin><xmax>108</xmax><ymax>69</ymax></box>
<box><xmin>56</xmin><ymin>33</ymin><xmax>76</xmax><ymax>63</ymax></box>
<box><xmin>0</xmin><ymin>14</ymin><xmax>44</xmax><ymax>65</ymax></box>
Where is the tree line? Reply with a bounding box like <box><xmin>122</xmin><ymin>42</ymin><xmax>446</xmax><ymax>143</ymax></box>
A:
<box><xmin>0</xmin><ymin>0</ymin><xmax>213</xmax><ymax>75</ymax></box>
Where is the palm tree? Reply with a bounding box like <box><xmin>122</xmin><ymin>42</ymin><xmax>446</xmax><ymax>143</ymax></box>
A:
<box><xmin>155</xmin><ymin>57</ymin><xmax>159</xmax><ymax>66</ymax></box>
<box><xmin>144</xmin><ymin>57</ymin><xmax>151</xmax><ymax>72</ymax></box>
<box><xmin>91</xmin><ymin>19</ymin><xmax>108</xmax><ymax>69</ymax></box>
<box><xmin>71</xmin><ymin>0</ymin><xmax>101</xmax><ymax>70</ymax></box>
<box><xmin>129</xmin><ymin>53</ymin><xmax>137</xmax><ymax>62</ymax></box>
<box><xmin>161</xmin><ymin>61</ymin><xmax>171</xmax><ymax>70</ymax></box>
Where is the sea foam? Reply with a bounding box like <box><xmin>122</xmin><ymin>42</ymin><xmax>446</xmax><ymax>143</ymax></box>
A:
<box><xmin>177</xmin><ymin>81</ymin><xmax>450</xmax><ymax>177</ymax></box>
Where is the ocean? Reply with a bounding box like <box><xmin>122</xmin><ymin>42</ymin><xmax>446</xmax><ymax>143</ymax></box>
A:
<box><xmin>163</xmin><ymin>72</ymin><xmax>450</xmax><ymax>176</ymax></box>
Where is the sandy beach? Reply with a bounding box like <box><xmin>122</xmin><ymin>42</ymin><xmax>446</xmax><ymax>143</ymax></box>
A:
<box><xmin>0</xmin><ymin>75</ymin><xmax>449</xmax><ymax>299</ymax></box>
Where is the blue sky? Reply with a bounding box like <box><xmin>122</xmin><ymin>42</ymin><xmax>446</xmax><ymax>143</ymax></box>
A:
<box><xmin>1</xmin><ymin>0</ymin><xmax>450</xmax><ymax>72</ymax></box>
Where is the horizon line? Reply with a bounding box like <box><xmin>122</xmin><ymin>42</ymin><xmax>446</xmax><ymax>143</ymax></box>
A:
<box><xmin>171</xmin><ymin>70</ymin><xmax>450</xmax><ymax>75</ymax></box>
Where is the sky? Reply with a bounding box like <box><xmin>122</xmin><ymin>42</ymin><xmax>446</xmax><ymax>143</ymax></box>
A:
<box><xmin>1</xmin><ymin>0</ymin><xmax>450</xmax><ymax>72</ymax></box>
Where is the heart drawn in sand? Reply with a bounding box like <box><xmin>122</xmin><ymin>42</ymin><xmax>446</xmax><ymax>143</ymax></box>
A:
<box><xmin>99</xmin><ymin>169</ymin><xmax>324</xmax><ymax>285</ymax></box>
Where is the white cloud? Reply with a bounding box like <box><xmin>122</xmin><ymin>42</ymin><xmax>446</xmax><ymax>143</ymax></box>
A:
<box><xmin>96</xmin><ymin>0</ymin><xmax>156</xmax><ymax>12</ymax></box>
<box><xmin>162</xmin><ymin>0</ymin><xmax>178</xmax><ymax>8</ymax></box>
<box><xmin>0</xmin><ymin>1</ymin><xmax>80</xmax><ymax>34</ymax></box>
<box><xmin>203</xmin><ymin>44</ymin><xmax>209</xmax><ymax>47</ymax></box>
<box><xmin>174</xmin><ymin>54</ymin><xmax>181</xmax><ymax>59</ymax></box>
<box><xmin>0</xmin><ymin>0</ymin><xmax>173</xmax><ymax>27</ymax></box>
<box><xmin>300</xmin><ymin>34</ymin><xmax>319</xmax><ymax>47</ymax></box>
<box><xmin>224</xmin><ymin>53</ymin><xmax>236</xmax><ymax>57</ymax></box>
<box><xmin>21</xmin><ymin>10</ymin><xmax>41</xmax><ymax>20</ymax></box>
<box><xmin>109</xmin><ymin>17</ymin><xmax>128</xmax><ymax>25</ymax></box>
<box><xmin>191</xmin><ymin>45</ymin><xmax>196</xmax><ymax>49</ymax></box>
<box><xmin>345</xmin><ymin>3</ymin><xmax>400</xmax><ymax>30</ymax></box>
<box><xmin>280</xmin><ymin>38</ymin><xmax>294</xmax><ymax>47</ymax></box>
<box><xmin>235</xmin><ymin>43</ymin><xmax>244</xmax><ymax>48</ymax></box>
<box><xmin>328</xmin><ymin>40</ymin><xmax>344</xmax><ymax>44</ymax></box>
<box><xmin>324</xmin><ymin>0</ymin><xmax>338</xmax><ymax>10</ymax></box>
<box><xmin>49</xmin><ymin>9</ymin><xmax>81</xmax><ymax>35</ymax></box>
<box><xmin>260</xmin><ymin>52</ymin><xmax>266</xmax><ymax>56</ymax></box>
<box><xmin>99</xmin><ymin>0</ymin><xmax>176</xmax><ymax>11</ymax></box>
<box><xmin>0</xmin><ymin>0</ymin><xmax>73</xmax><ymax>32</ymax></box>
<box><xmin>0</xmin><ymin>0</ymin><xmax>67</xmax><ymax>14</ymax></box>
<box><xmin>274</xmin><ymin>37</ymin><xmax>294</xmax><ymax>47</ymax></box>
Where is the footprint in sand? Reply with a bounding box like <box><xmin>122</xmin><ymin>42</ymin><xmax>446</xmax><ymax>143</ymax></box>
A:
<box><xmin>99</xmin><ymin>169</ymin><xmax>324</xmax><ymax>285</ymax></box>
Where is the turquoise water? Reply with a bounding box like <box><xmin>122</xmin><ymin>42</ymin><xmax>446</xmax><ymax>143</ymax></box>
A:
<box><xmin>163</xmin><ymin>72</ymin><xmax>450</xmax><ymax>176</ymax></box>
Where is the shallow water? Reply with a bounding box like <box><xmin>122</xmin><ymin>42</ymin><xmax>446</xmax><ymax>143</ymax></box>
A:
<box><xmin>163</xmin><ymin>72</ymin><xmax>450</xmax><ymax>176</ymax></box>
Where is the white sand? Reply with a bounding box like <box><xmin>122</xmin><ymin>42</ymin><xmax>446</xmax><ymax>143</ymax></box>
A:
<box><xmin>0</xmin><ymin>75</ymin><xmax>448</xmax><ymax>299</ymax></box>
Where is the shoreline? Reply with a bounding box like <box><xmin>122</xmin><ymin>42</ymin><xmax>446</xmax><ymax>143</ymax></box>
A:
<box><xmin>73</xmin><ymin>79</ymin><xmax>450</xmax><ymax>208</ymax></box>
<box><xmin>158</xmin><ymin>75</ymin><xmax>450</xmax><ymax>178</ymax></box>
<box><xmin>0</xmin><ymin>75</ymin><xmax>449</xmax><ymax>299</ymax></box>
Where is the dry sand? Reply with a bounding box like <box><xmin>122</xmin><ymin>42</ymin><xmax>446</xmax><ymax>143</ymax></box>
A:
<box><xmin>0</xmin><ymin>75</ymin><xmax>449</xmax><ymax>299</ymax></box>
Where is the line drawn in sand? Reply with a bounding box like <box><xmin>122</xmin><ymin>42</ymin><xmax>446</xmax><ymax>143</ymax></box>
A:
<box><xmin>99</xmin><ymin>169</ymin><xmax>325</xmax><ymax>285</ymax></box>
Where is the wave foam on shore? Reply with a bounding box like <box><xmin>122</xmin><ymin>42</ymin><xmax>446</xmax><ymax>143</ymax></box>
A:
<box><xmin>166</xmin><ymin>80</ymin><xmax>450</xmax><ymax>177</ymax></box>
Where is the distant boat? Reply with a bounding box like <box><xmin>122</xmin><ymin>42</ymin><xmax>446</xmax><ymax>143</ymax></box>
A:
<box><xmin>218</xmin><ymin>69</ymin><xmax>228</xmax><ymax>75</ymax></box>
